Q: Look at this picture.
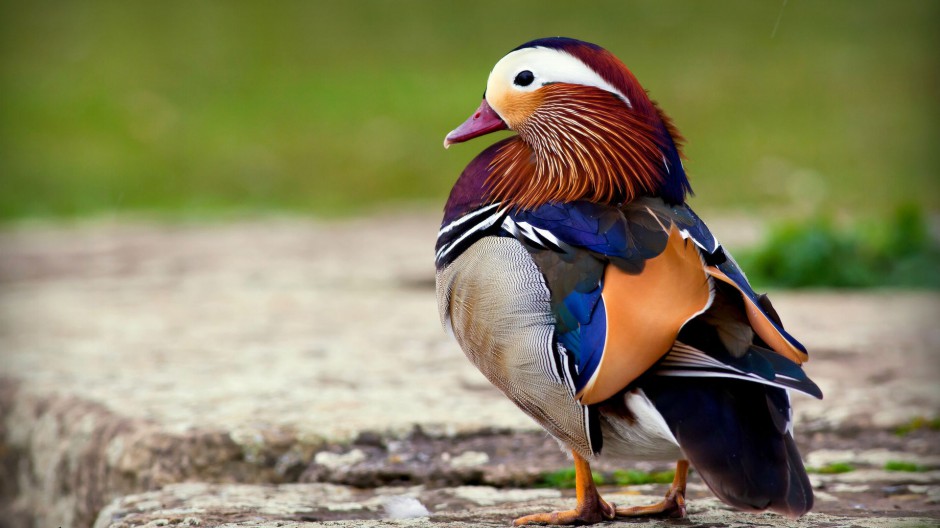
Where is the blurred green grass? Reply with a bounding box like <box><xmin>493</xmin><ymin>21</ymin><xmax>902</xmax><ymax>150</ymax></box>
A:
<box><xmin>0</xmin><ymin>1</ymin><xmax>937</xmax><ymax>221</ymax></box>
<box><xmin>738</xmin><ymin>204</ymin><xmax>940</xmax><ymax>289</ymax></box>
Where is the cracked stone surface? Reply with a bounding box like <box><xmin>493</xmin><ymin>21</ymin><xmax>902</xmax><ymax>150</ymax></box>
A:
<box><xmin>0</xmin><ymin>215</ymin><xmax>938</xmax><ymax>528</ymax></box>
<box><xmin>93</xmin><ymin>482</ymin><xmax>938</xmax><ymax>528</ymax></box>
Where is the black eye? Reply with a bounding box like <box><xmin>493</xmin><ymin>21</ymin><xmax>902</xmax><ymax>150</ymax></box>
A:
<box><xmin>513</xmin><ymin>70</ymin><xmax>535</xmax><ymax>87</ymax></box>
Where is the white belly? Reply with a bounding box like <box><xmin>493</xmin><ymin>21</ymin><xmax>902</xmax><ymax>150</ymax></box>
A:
<box><xmin>597</xmin><ymin>389</ymin><xmax>682</xmax><ymax>462</ymax></box>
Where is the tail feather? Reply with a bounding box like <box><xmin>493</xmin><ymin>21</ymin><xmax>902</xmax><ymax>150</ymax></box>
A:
<box><xmin>781</xmin><ymin>432</ymin><xmax>814</xmax><ymax>518</ymax></box>
<box><xmin>641</xmin><ymin>376</ymin><xmax>814</xmax><ymax>518</ymax></box>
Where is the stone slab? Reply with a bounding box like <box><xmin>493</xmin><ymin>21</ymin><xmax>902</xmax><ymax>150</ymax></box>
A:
<box><xmin>1</xmin><ymin>216</ymin><xmax>938</xmax><ymax>527</ymax></box>
<box><xmin>94</xmin><ymin>482</ymin><xmax>938</xmax><ymax>528</ymax></box>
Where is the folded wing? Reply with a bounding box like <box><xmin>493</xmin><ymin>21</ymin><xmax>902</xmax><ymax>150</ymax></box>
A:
<box><xmin>506</xmin><ymin>197</ymin><xmax>816</xmax><ymax>406</ymax></box>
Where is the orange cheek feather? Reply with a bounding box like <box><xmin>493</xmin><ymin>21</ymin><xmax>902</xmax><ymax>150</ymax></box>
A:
<box><xmin>489</xmin><ymin>88</ymin><xmax>544</xmax><ymax>129</ymax></box>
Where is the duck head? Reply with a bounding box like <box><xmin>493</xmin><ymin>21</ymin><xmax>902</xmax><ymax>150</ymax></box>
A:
<box><xmin>445</xmin><ymin>37</ymin><xmax>691</xmax><ymax>209</ymax></box>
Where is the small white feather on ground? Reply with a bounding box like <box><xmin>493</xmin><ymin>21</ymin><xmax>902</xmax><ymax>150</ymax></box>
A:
<box><xmin>383</xmin><ymin>496</ymin><xmax>430</xmax><ymax>519</ymax></box>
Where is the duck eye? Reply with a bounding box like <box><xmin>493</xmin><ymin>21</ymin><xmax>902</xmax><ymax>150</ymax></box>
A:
<box><xmin>513</xmin><ymin>70</ymin><xmax>535</xmax><ymax>87</ymax></box>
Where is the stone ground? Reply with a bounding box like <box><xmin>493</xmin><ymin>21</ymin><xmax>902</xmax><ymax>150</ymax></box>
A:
<box><xmin>0</xmin><ymin>213</ymin><xmax>938</xmax><ymax>528</ymax></box>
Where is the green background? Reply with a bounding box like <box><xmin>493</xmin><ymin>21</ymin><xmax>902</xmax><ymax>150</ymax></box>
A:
<box><xmin>1</xmin><ymin>1</ymin><xmax>937</xmax><ymax>221</ymax></box>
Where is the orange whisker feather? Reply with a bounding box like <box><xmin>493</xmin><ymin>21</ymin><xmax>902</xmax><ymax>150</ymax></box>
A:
<box><xmin>486</xmin><ymin>84</ymin><xmax>679</xmax><ymax>210</ymax></box>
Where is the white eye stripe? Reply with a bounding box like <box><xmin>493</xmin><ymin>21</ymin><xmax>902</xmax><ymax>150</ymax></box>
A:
<box><xmin>487</xmin><ymin>47</ymin><xmax>631</xmax><ymax>107</ymax></box>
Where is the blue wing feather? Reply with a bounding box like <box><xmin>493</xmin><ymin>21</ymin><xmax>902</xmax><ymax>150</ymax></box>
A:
<box><xmin>512</xmin><ymin>202</ymin><xmax>639</xmax><ymax>260</ymax></box>
<box><xmin>555</xmin><ymin>284</ymin><xmax>606</xmax><ymax>388</ymax></box>
<box><xmin>562</xmin><ymin>285</ymin><xmax>602</xmax><ymax>324</ymax></box>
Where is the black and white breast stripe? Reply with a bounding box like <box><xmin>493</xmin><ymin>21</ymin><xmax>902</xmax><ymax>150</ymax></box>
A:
<box><xmin>436</xmin><ymin>204</ymin><xmax>573</xmax><ymax>268</ymax></box>
<box><xmin>500</xmin><ymin>217</ymin><xmax>569</xmax><ymax>253</ymax></box>
<box><xmin>435</xmin><ymin>204</ymin><xmax>505</xmax><ymax>267</ymax></box>
<box><xmin>438</xmin><ymin>203</ymin><xmax>501</xmax><ymax>237</ymax></box>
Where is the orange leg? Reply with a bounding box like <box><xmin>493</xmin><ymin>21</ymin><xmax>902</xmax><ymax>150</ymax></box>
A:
<box><xmin>513</xmin><ymin>451</ymin><xmax>615</xmax><ymax>526</ymax></box>
<box><xmin>615</xmin><ymin>459</ymin><xmax>689</xmax><ymax>519</ymax></box>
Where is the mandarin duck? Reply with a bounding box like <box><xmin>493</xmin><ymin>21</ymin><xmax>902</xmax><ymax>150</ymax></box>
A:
<box><xmin>435</xmin><ymin>37</ymin><xmax>822</xmax><ymax>525</ymax></box>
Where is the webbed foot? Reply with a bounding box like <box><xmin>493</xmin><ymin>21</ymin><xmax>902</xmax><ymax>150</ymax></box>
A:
<box><xmin>513</xmin><ymin>451</ymin><xmax>615</xmax><ymax>526</ymax></box>
<box><xmin>614</xmin><ymin>459</ymin><xmax>689</xmax><ymax>519</ymax></box>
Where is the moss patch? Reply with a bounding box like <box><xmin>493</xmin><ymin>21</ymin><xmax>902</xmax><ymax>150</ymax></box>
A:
<box><xmin>611</xmin><ymin>469</ymin><xmax>675</xmax><ymax>486</ymax></box>
<box><xmin>807</xmin><ymin>462</ymin><xmax>856</xmax><ymax>474</ymax></box>
<box><xmin>884</xmin><ymin>461</ymin><xmax>928</xmax><ymax>472</ymax></box>
<box><xmin>894</xmin><ymin>416</ymin><xmax>940</xmax><ymax>436</ymax></box>
<box><xmin>536</xmin><ymin>468</ymin><xmax>604</xmax><ymax>489</ymax></box>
